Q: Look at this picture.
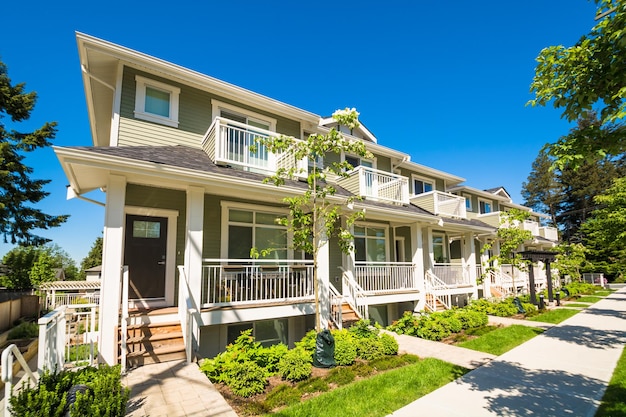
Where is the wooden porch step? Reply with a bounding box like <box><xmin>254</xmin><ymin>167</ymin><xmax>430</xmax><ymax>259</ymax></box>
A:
<box><xmin>126</xmin><ymin>345</ymin><xmax>187</xmax><ymax>367</ymax></box>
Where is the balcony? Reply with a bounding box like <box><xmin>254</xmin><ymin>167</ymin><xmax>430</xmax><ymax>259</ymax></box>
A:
<box><xmin>431</xmin><ymin>263</ymin><xmax>473</xmax><ymax>287</ymax></box>
<box><xmin>539</xmin><ymin>226</ymin><xmax>558</xmax><ymax>241</ymax></box>
<box><xmin>410</xmin><ymin>191</ymin><xmax>466</xmax><ymax>218</ymax></box>
<box><xmin>353</xmin><ymin>262</ymin><xmax>418</xmax><ymax>294</ymax></box>
<box><xmin>202</xmin><ymin>117</ymin><xmax>307</xmax><ymax>177</ymax></box>
<box><xmin>199</xmin><ymin>259</ymin><xmax>314</xmax><ymax>307</ymax></box>
<box><xmin>522</xmin><ymin>219</ymin><xmax>540</xmax><ymax>235</ymax></box>
<box><xmin>337</xmin><ymin>166</ymin><xmax>409</xmax><ymax>205</ymax></box>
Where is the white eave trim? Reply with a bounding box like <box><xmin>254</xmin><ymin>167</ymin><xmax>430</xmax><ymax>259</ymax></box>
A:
<box><xmin>76</xmin><ymin>32</ymin><xmax>320</xmax><ymax>125</ymax></box>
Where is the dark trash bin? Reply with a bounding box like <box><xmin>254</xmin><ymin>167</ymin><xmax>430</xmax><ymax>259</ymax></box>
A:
<box><xmin>313</xmin><ymin>329</ymin><xmax>336</xmax><ymax>368</ymax></box>
<box><xmin>513</xmin><ymin>297</ymin><xmax>526</xmax><ymax>314</ymax></box>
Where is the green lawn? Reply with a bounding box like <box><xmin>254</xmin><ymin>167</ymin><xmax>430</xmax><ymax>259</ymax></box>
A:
<box><xmin>576</xmin><ymin>296</ymin><xmax>603</xmax><ymax>303</ymax></box>
<box><xmin>564</xmin><ymin>303</ymin><xmax>592</xmax><ymax>308</ymax></box>
<box><xmin>595</xmin><ymin>346</ymin><xmax>626</xmax><ymax>416</ymax></box>
<box><xmin>458</xmin><ymin>325</ymin><xmax>543</xmax><ymax>356</ymax></box>
<box><xmin>269</xmin><ymin>358</ymin><xmax>467</xmax><ymax>417</ymax></box>
<box><xmin>529</xmin><ymin>308</ymin><xmax>580</xmax><ymax>324</ymax></box>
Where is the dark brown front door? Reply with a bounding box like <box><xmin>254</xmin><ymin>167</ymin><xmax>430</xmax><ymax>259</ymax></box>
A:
<box><xmin>124</xmin><ymin>215</ymin><xmax>168</xmax><ymax>299</ymax></box>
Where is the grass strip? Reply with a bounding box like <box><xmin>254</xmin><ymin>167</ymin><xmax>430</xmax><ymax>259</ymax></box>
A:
<box><xmin>595</xmin><ymin>345</ymin><xmax>626</xmax><ymax>416</ymax></box>
<box><xmin>269</xmin><ymin>358</ymin><xmax>467</xmax><ymax>417</ymax></box>
<box><xmin>562</xmin><ymin>303</ymin><xmax>591</xmax><ymax>308</ymax></box>
<box><xmin>458</xmin><ymin>325</ymin><xmax>543</xmax><ymax>355</ymax></box>
<box><xmin>576</xmin><ymin>296</ymin><xmax>603</xmax><ymax>303</ymax></box>
<box><xmin>529</xmin><ymin>308</ymin><xmax>580</xmax><ymax>324</ymax></box>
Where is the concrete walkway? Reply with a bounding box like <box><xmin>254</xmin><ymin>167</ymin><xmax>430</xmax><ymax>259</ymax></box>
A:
<box><xmin>390</xmin><ymin>288</ymin><xmax>626</xmax><ymax>417</ymax></box>
<box><xmin>124</xmin><ymin>360</ymin><xmax>237</xmax><ymax>417</ymax></box>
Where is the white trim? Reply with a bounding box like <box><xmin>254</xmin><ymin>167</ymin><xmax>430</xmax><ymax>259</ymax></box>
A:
<box><xmin>411</xmin><ymin>174</ymin><xmax>435</xmax><ymax>195</ymax></box>
<box><xmin>134</xmin><ymin>75</ymin><xmax>180</xmax><ymax>128</ymax></box>
<box><xmin>125</xmin><ymin>206</ymin><xmax>179</xmax><ymax>306</ymax></box>
<box><xmin>211</xmin><ymin>99</ymin><xmax>277</xmax><ymax>131</ymax></box>
<box><xmin>342</xmin><ymin>152</ymin><xmax>377</xmax><ymax>170</ymax></box>
<box><xmin>432</xmin><ymin>232</ymin><xmax>448</xmax><ymax>263</ymax></box>
<box><xmin>109</xmin><ymin>62</ymin><xmax>124</xmax><ymax>146</ymax></box>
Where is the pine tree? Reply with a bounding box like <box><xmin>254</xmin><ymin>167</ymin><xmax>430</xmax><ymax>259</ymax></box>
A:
<box><xmin>0</xmin><ymin>59</ymin><xmax>68</xmax><ymax>245</ymax></box>
<box><xmin>521</xmin><ymin>148</ymin><xmax>561</xmax><ymax>226</ymax></box>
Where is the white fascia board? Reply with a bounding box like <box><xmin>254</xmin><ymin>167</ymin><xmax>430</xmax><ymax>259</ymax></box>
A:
<box><xmin>75</xmin><ymin>32</ymin><xmax>320</xmax><ymax>125</ymax></box>
<box><xmin>404</xmin><ymin>160</ymin><xmax>465</xmax><ymax>185</ymax></box>
<box><xmin>77</xmin><ymin>37</ymin><xmax>98</xmax><ymax>146</ymax></box>
<box><xmin>438</xmin><ymin>221</ymin><xmax>497</xmax><ymax>234</ymax></box>
<box><xmin>448</xmin><ymin>185</ymin><xmax>511</xmax><ymax>202</ymax></box>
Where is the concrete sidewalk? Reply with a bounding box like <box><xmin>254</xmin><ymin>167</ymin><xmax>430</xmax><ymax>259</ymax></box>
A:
<box><xmin>390</xmin><ymin>288</ymin><xmax>626</xmax><ymax>416</ymax></box>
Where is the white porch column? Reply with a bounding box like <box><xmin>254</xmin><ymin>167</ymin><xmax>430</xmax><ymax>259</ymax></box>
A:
<box><xmin>479</xmin><ymin>239</ymin><xmax>491</xmax><ymax>298</ymax></box>
<box><xmin>184</xmin><ymin>186</ymin><xmax>205</xmax><ymax>353</ymax></box>
<box><xmin>98</xmin><ymin>174</ymin><xmax>126</xmax><ymax>365</ymax></box>
<box><xmin>317</xmin><ymin>233</ymin><xmax>330</xmax><ymax>330</ymax></box>
<box><xmin>412</xmin><ymin>224</ymin><xmax>426</xmax><ymax>311</ymax></box>
<box><xmin>463</xmin><ymin>232</ymin><xmax>478</xmax><ymax>299</ymax></box>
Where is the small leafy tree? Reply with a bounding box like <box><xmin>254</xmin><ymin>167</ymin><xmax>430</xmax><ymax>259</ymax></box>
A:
<box><xmin>482</xmin><ymin>209</ymin><xmax>534</xmax><ymax>291</ymax></box>
<box><xmin>254</xmin><ymin>108</ymin><xmax>372</xmax><ymax>330</ymax></box>
<box><xmin>30</xmin><ymin>250</ymin><xmax>56</xmax><ymax>287</ymax></box>
<box><xmin>581</xmin><ymin>176</ymin><xmax>626</xmax><ymax>279</ymax></box>
<box><xmin>553</xmin><ymin>242</ymin><xmax>587</xmax><ymax>282</ymax></box>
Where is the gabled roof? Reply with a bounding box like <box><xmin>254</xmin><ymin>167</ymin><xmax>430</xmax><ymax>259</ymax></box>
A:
<box><xmin>484</xmin><ymin>186</ymin><xmax>511</xmax><ymax>200</ymax></box>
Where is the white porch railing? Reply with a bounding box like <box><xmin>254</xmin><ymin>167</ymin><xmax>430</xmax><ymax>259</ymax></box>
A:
<box><xmin>200</xmin><ymin>259</ymin><xmax>314</xmax><ymax>307</ymax></box>
<box><xmin>432</xmin><ymin>263</ymin><xmax>472</xmax><ymax>286</ymax></box>
<box><xmin>2</xmin><ymin>344</ymin><xmax>38</xmax><ymax>417</ymax></box>
<box><xmin>337</xmin><ymin>166</ymin><xmax>409</xmax><ymax>205</ymax></box>
<box><xmin>201</xmin><ymin>117</ymin><xmax>307</xmax><ymax>177</ymax></box>
<box><xmin>45</xmin><ymin>293</ymin><xmax>100</xmax><ymax>310</ymax></box>
<box><xmin>329</xmin><ymin>283</ymin><xmax>343</xmax><ymax>330</ymax></box>
<box><xmin>37</xmin><ymin>304</ymin><xmax>98</xmax><ymax>374</ymax></box>
<box><xmin>342</xmin><ymin>270</ymin><xmax>368</xmax><ymax>320</ymax></box>
<box><xmin>424</xmin><ymin>270</ymin><xmax>451</xmax><ymax>311</ymax></box>
<box><xmin>522</xmin><ymin>219</ymin><xmax>540</xmax><ymax>235</ymax></box>
<box><xmin>540</xmin><ymin>226</ymin><xmax>559</xmax><ymax>241</ymax></box>
<box><xmin>353</xmin><ymin>262</ymin><xmax>418</xmax><ymax>293</ymax></box>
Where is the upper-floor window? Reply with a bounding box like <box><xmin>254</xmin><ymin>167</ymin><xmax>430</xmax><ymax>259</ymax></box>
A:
<box><xmin>354</xmin><ymin>224</ymin><xmax>387</xmax><ymax>262</ymax></box>
<box><xmin>134</xmin><ymin>76</ymin><xmax>180</xmax><ymax>128</ymax></box>
<box><xmin>345</xmin><ymin>155</ymin><xmax>373</xmax><ymax>170</ymax></box>
<box><xmin>479</xmin><ymin>199</ymin><xmax>493</xmax><ymax>214</ymax></box>
<box><xmin>412</xmin><ymin>175</ymin><xmax>434</xmax><ymax>195</ymax></box>
<box><xmin>463</xmin><ymin>193</ymin><xmax>473</xmax><ymax>211</ymax></box>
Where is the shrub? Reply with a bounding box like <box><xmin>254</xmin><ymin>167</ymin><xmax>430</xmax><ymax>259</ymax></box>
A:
<box><xmin>224</xmin><ymin>361</ymin><xmax>267</xmax><ymax>397</ymax></box>
<box><xmin>379</xmin><ymin>333</ymin><xmax>399</xmax><ymax>355</ymax></box>
<box><xmin>8</xmin><ymin>321</ymin><xmax>38</xmax><ymax>340</ymax></box>
<box><xmin>348</xmin><ymin>319</ymin><xmax>379</xmax><ymax>339</ymax></box>
<box><xmin>522</xmin><ymin>302</ymin><xmax>538</xmax><ymax>317</ymax></box>
<box><xmin>277</xmin><ymin>347</ymin><xmax>312</xmax><ymax>382</ymax></box>
<box><xmin>256</xmin><ymin>343</ymin><xmax>289</xmax><ymax>374</ymax></box>
<box><xmin>490</xmin><ymin>301</ymin><xmax>519</xmax><ymax>317</ymax></box>
<box><xmin>10</xmin><ymin>365</ymin><xmax>129</xmax><ymax>417</ymax></box>
<box><xmin>416</xmin><ymin>316</ymin><xmax>451</xmax><ymax>341</ymax></box>
<box><xmin>356</xmin><ymin>337</ymin><xmax>385</xmax><ymax>361</ymax></box>
<box><xmin>332</xmin><ymin>329</ymin><xmax>357</xmax><ymax>366</ymax></box>
<box><xmin>387</xmin><ymin>311</ymin><xmax>421</xmax><ymax>336</ymax></box>
<box><xmin>455</xmin><ymin>309</ymin><xmax>488</xmax><ymax>329</ymax></box>
<box><xmin>294</xmin><ymin>329</ymin><xmax>317</xmax><ymax>355</ymax></box>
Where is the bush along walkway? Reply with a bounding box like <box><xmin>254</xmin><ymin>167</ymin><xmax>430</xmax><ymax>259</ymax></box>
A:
<box><xmin>389</xmin><ymin>287</ymin><xmax>626</xmax><ymax>417</ymax></box>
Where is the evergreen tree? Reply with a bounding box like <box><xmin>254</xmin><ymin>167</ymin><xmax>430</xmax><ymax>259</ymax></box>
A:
<box><xmin>79</xmin><ymin>236</ymin><xmax>103</xmax><ymax>279</ymax></box>
<box><xmin>521</xmin><ymin>148</ymin><xmax>562</xmax><ymax>226</ymax></box>
<box><xmin>0</xmin><ymin>59</ymin><xmax>68</xmax><ymax>245</ymax></box>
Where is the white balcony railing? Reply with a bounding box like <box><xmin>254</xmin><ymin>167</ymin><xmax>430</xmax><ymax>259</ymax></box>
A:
<box><xmin>353</xmin><ymin>262</ymin><xmax>418</xmax><ymax>293</ymax></box>
<box><xmin>432</xmin><ymin>263</ymin><xmax>472</xmax><ymax>286</ymax></box>
<box><xmin>540</xmin><ymin>226</ymin><xmax>559</xmax><ymax>241</ymax></box>
<box><xmin>522</xmin><ymin>219</ymin><xmax>540</xmax><ymax>236</ymax></box>
<box><xmin>338</xmin><ymin>166</ymin><xmax>409</xmax><ymax>205</ymax></box>
<box><xmin>200</xmin><ymin>259</ymin><xmax>314</xmax><ymax>307</ymax></box>
<box><xmin>202</xmin><ymin>117</ymin><xmax>307</xmax><ymax>177</ymax></box>
<box><xmin>45</xmin><ymin>293</ymin><xmax>100</xmax><ymax>310</ymax></box>
<box><xmin>411</xmin><ymin>191</ymin><xmax>466</xmax><ymax>218</ymax></box>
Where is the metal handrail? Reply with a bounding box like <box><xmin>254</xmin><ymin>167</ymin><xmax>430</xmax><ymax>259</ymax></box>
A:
<box><xmin>2</xmin><ymin>344</ymin><xmax>38</xmax><ymax>417</ymax></box>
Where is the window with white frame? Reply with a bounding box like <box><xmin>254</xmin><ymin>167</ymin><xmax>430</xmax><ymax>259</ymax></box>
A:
<box><xmin>134</xmin><ymin>75</ymin><xmax>180</xmax><ymax>127</ymax></box>
<box><xmin>227</xmin><ymin>318</ymin><xmax>288</xmax><ymax>347</ymax></box>
<box><xmin>354</xmin><ymin>225</ymin><xmax>387</xmax><ymax>262</ymax></box>
<box><xmin>432</xmin><ymin>233</ymin><xmax>447</xmax><ymax>263</ymax></box>
<box><xmin>227</xmin><ymin>207</ymin><xmax>287</xmax><ymax>259</ymax></box>
<box><xmin>344</xmin><ymin>155</ymin><xmax>373</xmax><ymax>170</ymax></box>
<box><xmin>412</xmin><ymin>175</ymin><xmax>434</xmax><ymax>195</ymax></box>
<box><xmin>463</xmin><ymin>193</ymin><xmax>473</xmax><ymax>211</ymax></box>
<box><xmin>479</xmin><ymin>199</ymin><xmax>493</xmax><ymax>214</ymax></box>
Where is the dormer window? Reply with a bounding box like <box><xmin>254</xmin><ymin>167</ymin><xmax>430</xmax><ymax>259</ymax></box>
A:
<box><xmin>134</xmin><ymin>76</ymin><xmax>180</xmax><ymax>128</ymax></box>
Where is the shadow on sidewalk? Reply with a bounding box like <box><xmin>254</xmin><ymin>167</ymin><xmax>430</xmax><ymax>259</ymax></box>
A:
<box><xmin>541</xmin><ymin>324</ymin><xmax>626</xmax><ymax>350</ymax></box>
<box><xmin>462</xmin><ymin>360</ymin><xmax>605</xmax><ymax>416</ymax></box>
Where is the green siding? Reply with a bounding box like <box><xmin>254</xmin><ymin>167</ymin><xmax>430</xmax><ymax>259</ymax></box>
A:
<box><xmin>374</xmin><ymin>154</ymin><xmax>391</xmax><ymax>172</ymax></box>
<box><xmin>118</xmin><ymin>66</ymin><xmax>302</xmax><ymax>147</ymax></box>
<box><xmin>395</xmin><ymin>226</ymin><xmax>413</xmax><ymax>261</ymax></box>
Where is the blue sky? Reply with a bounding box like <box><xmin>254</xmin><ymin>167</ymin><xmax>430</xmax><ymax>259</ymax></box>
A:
<box><xmin>1</xmin><ymin>0</ymin><xmax>599</xmax><ymax>263</ymax></box>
